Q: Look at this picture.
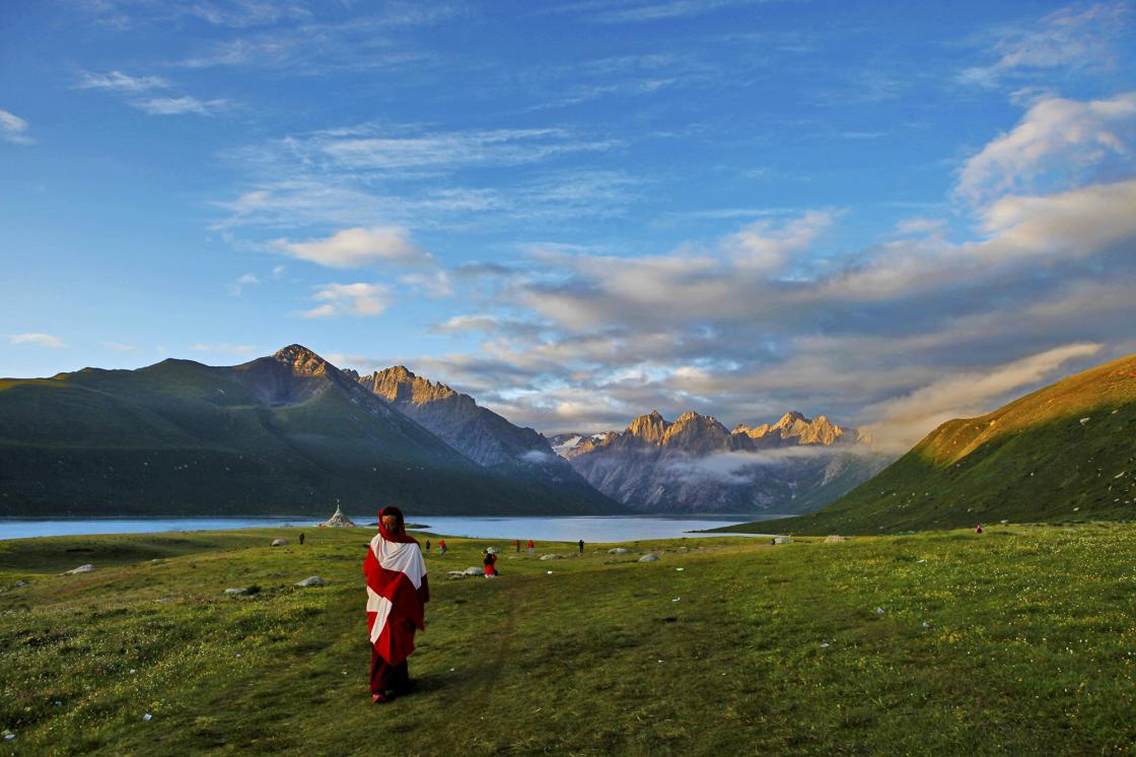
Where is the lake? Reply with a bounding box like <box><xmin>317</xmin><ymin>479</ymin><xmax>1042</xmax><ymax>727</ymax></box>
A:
<box><xmin>0</xmin><ymin>514</ymin><xmax>786</xmax><ymax>542</ymax></box>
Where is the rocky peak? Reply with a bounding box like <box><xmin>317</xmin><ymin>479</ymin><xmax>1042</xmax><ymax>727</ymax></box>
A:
<box><xmin>661</xmin><ymin>411</ymin><xmax>731</xmax><ymax>450</ymax></box>
<box><xmin>273</xmin><ymin>345</ymin><xmax>334</xmax><ymax>378</ymax></box>
<box><xmin>626</xmin><ymin>410</ymin><xmax>671</xmax><ymax>444</ymax></box>
<box><xmin>360</xmin><ymin>366</ymin><xmax>459</xmax><ymax>405</ymax></box>
<box><xmin>773</xmin><ymin>410</ymin><xmax>807</xmax><ymax>428</ymax></box>
<box><xmin>733</xmin><ymin>410</ymin><xmax>848</xmax><ymax>446</ymax></box>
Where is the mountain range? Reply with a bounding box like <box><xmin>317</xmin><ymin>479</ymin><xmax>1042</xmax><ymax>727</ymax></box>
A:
<box><xmin>736</xmin><ymin>352</ymin><xmax>1136</xmax><ymax>534</ymax></box>
<box><xmin>552</xmin><ymin>410</ymin><xmax>887</xmax><ymax>513</ymax></box>
<box><xmin>0</xmin><ymin>345</ymin><xmax>618</xmax><ymax>517</ymax></box>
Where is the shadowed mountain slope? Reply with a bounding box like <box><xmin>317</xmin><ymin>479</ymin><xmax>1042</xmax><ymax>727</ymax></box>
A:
<box><xmin>0</xmin><ymin>345</ymin><xmax>620</xmax><ymax>516</ymax></box>
<box><xmin>350</xmin><ymin>365</ymin><xmax>620</xmax><ymax>513</ymax></box>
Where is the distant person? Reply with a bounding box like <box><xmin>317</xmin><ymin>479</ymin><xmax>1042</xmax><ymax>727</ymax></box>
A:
<box><xmin>438</xmin><ymin>538</ymin><xmax>447</xmax><ymax>557</ymax></box>
<box><xmin>483</xmin><ymin>547</ymin><xmax>498</xmax><ymax>577</ymax></box>
<box><xmin>425</xmin><ymin>539</ymin><xmax>431</xmax><ymax>555</ymax></box>
<box><xmin>975</xmin><ymin>523</ymin><xmax>984</xmax><ymax>534</ymax></box>
<box><xmin>527</xmin><ymin>539</ymin><xmax>535</xmax><ymax>554</ymax></box>
<box><xmin>299</xmin><ymin>532</ymin><xmax>305</xmax><ymax>546</ymax></box>
<box><xmin>578</xmin><ymin>539</ymin><xmax>584</xmax><ymax>554</ymax></box>
<box><xmin>514</xmin><ymin>539</ymin><xmax>521</xmax><ymax>553</ymax></box>
<box><xmin>363</xmin><ymin>506</ymin><xmax>429</xmax><ymax>704</ymax></box>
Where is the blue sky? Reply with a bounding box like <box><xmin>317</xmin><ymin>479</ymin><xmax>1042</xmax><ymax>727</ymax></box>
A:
<box><xmin>2</xmin><ymin>0</ymin><xmax>1135</xmax><ymax>446</ymax></box>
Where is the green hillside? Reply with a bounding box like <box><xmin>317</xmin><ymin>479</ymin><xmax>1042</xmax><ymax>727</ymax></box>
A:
<box><xmin>3</xmin><ymin>524</ymin><xmax>1136</xmax><ymax>752</ymax></box>
<box><xmin>0</xmin><ymin>349</ymin><xmax>621</xmax><ymax>517</ymax></box>
<box><xmin>722</xmin><ymin>353</ymin><xmax>1136</xmax><ymax>535</ymax></box>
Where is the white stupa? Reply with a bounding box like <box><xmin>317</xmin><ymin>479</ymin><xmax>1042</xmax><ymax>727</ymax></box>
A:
<box><xmin>319</xmin><ymin>504</ymin><xmax>356</xmax><ymax>528</ymax></box>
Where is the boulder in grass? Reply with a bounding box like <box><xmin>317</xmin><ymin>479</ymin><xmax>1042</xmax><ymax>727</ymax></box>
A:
<box><xmin>773</xmin><ymin>536</ymin><xmax>793</xmax><ymax>545</ymax></box>
<box><xmin>824</xmin><ymin>535</ymin><xmax>847</xmax><ymax>543</ymax></box>
<box><xmin>224</xmin><ymin>587</ymin><xmax>251</xmax><ymax>596</ymax></box>
<box><xmin>539</xmin><ymin>554</ymin><xmax>563</xmax><ymax>561</ymax></box>
<box><xmin>271</xmin><ymin>539</ymin><xmax>288</xmax><ymax>547</ymax></box>
<box><xmin>62</xmin><ymin>564</ymin><xmax>94</xmax><ymax>575</ymax></box>
<box><xmin>463</xmin><ymin>567</ymin><xmax>482</xmax><ymax>576</ymax></box>
<box><xmin>608</xmin><ymin>548</ymin><xmax>629</xmax><ymax>555</ymax></box>
<box><xmin>295</xmin><ymin>576</ymin><xmax>326</xmax><ymax>588</ymax></box>
<box><xmin>638</xmin><ymin>553</ymin><xmax>660</xmax><ymax>563</ymax></box>
<box><xmin>447</xmin><ymin>571</ymin><xmax>468</xmax><ymax>580</ymax></box>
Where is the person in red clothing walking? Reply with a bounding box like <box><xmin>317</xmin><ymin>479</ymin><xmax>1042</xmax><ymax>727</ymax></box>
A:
<box><xmin>438</xmin><ymin>538</ymin><xmax>447</xmax><ymax>556</ymax></box>
<box><xmin>527</xmin><ymin>539</ymin><xmax>535</xmax><ymax>554</ymax></box>
<box><xmin>362</xmin><ymin>506</ymin><xmax>429</xmax><ymax>704</ymax></box>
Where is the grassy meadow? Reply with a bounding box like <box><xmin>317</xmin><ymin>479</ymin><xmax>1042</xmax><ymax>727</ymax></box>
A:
<box><xmin>2</xmin><ymin>524</ymin><xmax>1136</xmax><ymax>754</ymax></box>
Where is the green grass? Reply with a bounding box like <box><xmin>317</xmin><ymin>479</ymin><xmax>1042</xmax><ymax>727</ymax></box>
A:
<box><xmin>4</xmin><ymin>523</ymin><xmax>1136</xmax><ymax>754</ymax></box>
<box><xmin>724</xmin><ymin>353</ymin><xmax>1136</xmax><ymax>536</ymax></box>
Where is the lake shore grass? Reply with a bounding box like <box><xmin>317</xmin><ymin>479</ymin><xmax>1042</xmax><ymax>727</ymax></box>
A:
<box><xmin>3</xmin><ymin>523</ymin><xmax>1135</xmax><ymax>754</ymax></box>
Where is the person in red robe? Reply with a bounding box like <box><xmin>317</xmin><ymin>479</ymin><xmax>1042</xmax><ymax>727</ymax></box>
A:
<box><xmin>483</xmin><ymin>547</ymin><xmax>498</xmax><ymax>577</ymax></box>
<box><xmin>362</xmin><ymin>506</ymin><xmax>429</xmax><ymax>703</ymax></box>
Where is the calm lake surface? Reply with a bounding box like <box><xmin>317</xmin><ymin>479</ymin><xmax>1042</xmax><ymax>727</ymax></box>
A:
<box><xmin>0</xmin><ymin>514</ymin><xmax>786</xmax><ymax>542</ymax></box>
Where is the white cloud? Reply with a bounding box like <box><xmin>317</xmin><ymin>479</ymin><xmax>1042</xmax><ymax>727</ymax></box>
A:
<box><xmin>862</xmin><ymin>343</ymin><xmax>1103</xmax><ymax>452</ymax></box>
<box><xmin>274</xmin><ymin>226</ymin><xmax>431</xmax><ymax>268</ymax></box>
<box><xmin>399</xmin><ymin>270</ymin><xmax>453</xmax><ymax>298</ymax></box>
<box><xmin>433</xmin><ymin>314</ymin><xmax>504</xmax><ymax>334</ymax></box>
<box><xmin>0</xmin><ymin>108</ymin><xmax>33</xmax><ymax>145</ymax></box>
<box><xmin>724</xmin><ymin>210</ymin><xmax>835</xmax><ymax>271</ymax></box>
<box><xmin>978</xmin><ymin>178</ymin><xmax>1136</xmax><ymax>260</ymax></box>
<box><xmin>228</xmin><ymin>273</ymin><xmax>260</xmax><ymax>295</ymax></box>
<box><xmin>303</xmin><ymin>282</ymin><xmax>390</xmax><ymax>318</ymax></box>
<box><xmin>958</xmin><ymin>92</ymin><xmax>1136</xmax><ymax>204</ymax></box>
<box><xmin>131</xmin><ymin>96</ymin><xmax>229</xmax><ymax>116</ymax></box>
<box><xmin>9</xmin><ymin>332</ymin><xmax>64</xmax><ymax>348</ymax></box>
<box><xmin>76</xmin><ymin>70</ymin><xmax>168</xmax><ymax>93</ymax></box>
<box><xmin>959</xmin><ymin>2</ymin><xmax>1131</xmax><ymax>86</ymax></box>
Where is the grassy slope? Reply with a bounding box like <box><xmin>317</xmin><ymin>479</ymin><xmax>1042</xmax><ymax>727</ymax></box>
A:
<box><xmin>0</xmin><ymin>361</ymin><xmax>619</xmax><ymax>517</ymax></box>
<box><xmin>3</xmin><ymin>525</ymin><xmax>1136</xmax><ymax>754</ymax></box>
<box><xmin>724</xmin><ymin>354</ymin><xmax>1136</xmax><ymax>536</ymax></box>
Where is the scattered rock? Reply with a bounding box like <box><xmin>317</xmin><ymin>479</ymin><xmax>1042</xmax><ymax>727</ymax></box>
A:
<box><xmin>608</xmin><ymin>548</ymin><xmax>630</xmax><ymax>555</ymax></box>
<box><xmin>638</xmin><ymin>553</ymin><xmax>660</xmax><ymax>562</ymax></box>
<box><xmin>539</xmin><ymin>554</ymin><xmax>563</xmax><ymax>561</ymax></box>
<box><xmin>823</xmin><ymin>535</ymin><xmax>847</xmax><ymax>543</ymax></box>
<box><xmin>224</xmin><ymin>587</ymin><xmax>252</xmax><ymax>596</ymax></box>
<box><xmin>142</xmin><ymin>713</ymin><xmax>152</xmax><ymax>722</ymax></box>
<box><xmin>62</xmin><ymin>564</ymin><xmax>94</xmax><ymax>575</ymax></box>
<box><xmin>773</xmin><ymin>536</ymin><xmax>793</xmax><ymax>545</ymax></box>
<box><xmin>13</xmin><ymin>579</ymin><xmax>28</xmax><ymax>588</ymax></box>
<box><xmin>270</xmin><ymin>539</ymin><xmax>288</xmax><ymax>547</ymax></box>
<box><xmin>1079</xmin><ymin>417</ymin><xmax>1091</xmax><ymax>425</ymax></box>
<box><xmin>447</xmin><ymin>571</ymin><xmax>467</xmax><ymax>579</ymax></box>
<box><xmin>295</xmin><ymin>576</ymin><xmax>326</xmax><ymax>588</ymax></box>
<box><xmin>874</xmin><ymin>607</ymin><xmax>886</xmax><ymax>616</ymax></box>
<box><xmin>463</xmin><ymin>567</ymin><xmax>482</xmax><ymax>576</ymax></box>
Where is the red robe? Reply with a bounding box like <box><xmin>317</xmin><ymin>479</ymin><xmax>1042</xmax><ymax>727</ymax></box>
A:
<box><xmin>363</xmin><ymin>517</ymin><xmax>429</xmax><ymax>693</ymax></box>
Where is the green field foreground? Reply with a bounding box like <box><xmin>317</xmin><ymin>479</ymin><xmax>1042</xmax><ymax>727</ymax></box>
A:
<box><xmin>2</xmin><ymin>525</ymin><xmax>1136</xmax><ymax>754</ymax></box>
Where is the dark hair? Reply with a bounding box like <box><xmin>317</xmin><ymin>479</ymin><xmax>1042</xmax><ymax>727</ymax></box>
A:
<box><xmin>379</xmin><ymin>506</ymin><xmax>405</xmax><ymax>534</ymax></box>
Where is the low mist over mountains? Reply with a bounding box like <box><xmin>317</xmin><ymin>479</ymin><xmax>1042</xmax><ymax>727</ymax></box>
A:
<box><xmin>0</xmin><ymin>345</ymin><xmax>618</xmax><ymax>517</ymax></box>
<box><xmin>747</xmin><ymin>353</ymin><xmax>1136</xmax><ymax>534</ymax></box>
<box><xmin>553</xmin><ymin>410</ymin><xmax>887</xmax><ymax>514</ymax></box>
